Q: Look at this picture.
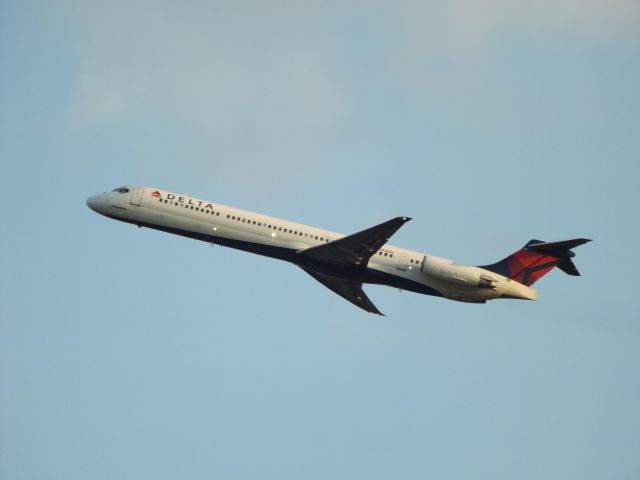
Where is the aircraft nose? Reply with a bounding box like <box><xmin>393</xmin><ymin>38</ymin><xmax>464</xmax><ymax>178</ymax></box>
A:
<box><xmin>86</xmin><ymin>194</ymin><xmax>106</xmax><ymax>214</ymax></box>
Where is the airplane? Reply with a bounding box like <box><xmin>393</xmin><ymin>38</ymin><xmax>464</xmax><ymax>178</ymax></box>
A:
<box><xmin>86</xmin><ymin>185</ymin><xmax>591</xmax><ymax>315</ymax></box>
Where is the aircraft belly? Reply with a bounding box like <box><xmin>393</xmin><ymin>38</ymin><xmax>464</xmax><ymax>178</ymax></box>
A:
<box><xmin>296</xmin><ymin>261</ymin><xmax>442</xmax><ymax>298</ymax></box>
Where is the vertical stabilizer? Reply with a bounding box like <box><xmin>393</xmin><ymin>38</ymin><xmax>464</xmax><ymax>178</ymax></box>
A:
<box><xmin>479</xmin><ymin>238</ymin><xmax>591</xmax><ymax>286</ymax></box>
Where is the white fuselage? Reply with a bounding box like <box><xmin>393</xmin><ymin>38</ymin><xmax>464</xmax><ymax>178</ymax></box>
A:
<box><xmin>87</xmin><ymin>186</ymin><xmax>537</xmax><ymax>304</ymax></box>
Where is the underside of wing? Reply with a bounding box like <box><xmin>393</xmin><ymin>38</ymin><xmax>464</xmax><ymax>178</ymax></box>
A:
<box><xmin>298</xmin><ymin>217</ymin><xmax>411</xmax><ymax>267</ymax></box>
<box><xmin>301</xmin><ymin>268</ymin><xmax>384</xmax><ymax>316</ymax></box>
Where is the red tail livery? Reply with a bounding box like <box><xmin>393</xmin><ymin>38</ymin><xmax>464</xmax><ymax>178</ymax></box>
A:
<box><xmin>480</xmin><ymin>238</ymin><xmax>591</xmax><ymax>287</ymax></box>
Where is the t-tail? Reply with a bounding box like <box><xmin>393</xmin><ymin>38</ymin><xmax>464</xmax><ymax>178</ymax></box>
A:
<box><xmin>480</xmin><ymin>238</ymin><xmax>592</xmax><ymax>287</ymax></box>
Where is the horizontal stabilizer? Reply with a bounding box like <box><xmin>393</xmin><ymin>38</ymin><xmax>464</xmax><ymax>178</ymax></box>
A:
<box><xmin>526</xmin><ymin>238</ymin><xmax>592</xmax><ymax>253</ymax></box>
<box><xmin>557</xmin><ymin>258</ymin><xmax>581</xmax><ymax>276</ymax></box>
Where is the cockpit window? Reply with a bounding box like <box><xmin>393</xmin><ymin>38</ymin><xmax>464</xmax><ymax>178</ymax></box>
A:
<box><xmin>112</xmin><ymin>187</ymin><xmax>130</xmax><ymax>193</ymax></box>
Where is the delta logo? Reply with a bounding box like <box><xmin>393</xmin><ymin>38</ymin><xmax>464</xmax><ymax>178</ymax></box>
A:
<box><xmin>153</xmin><ymin>190</ymin><xmax>216</xmax><ymax>210</ymax></box>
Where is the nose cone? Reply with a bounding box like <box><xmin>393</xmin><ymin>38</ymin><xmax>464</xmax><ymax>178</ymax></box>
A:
<box><xmin>86</xmin><ymin>195</ymin><xmax>99</xmax><ymax>212</ymax></box>
<box><xmin>86</xmin><ymin>194</ymin><xmax>108</xmax><ymax>215</ymax></box>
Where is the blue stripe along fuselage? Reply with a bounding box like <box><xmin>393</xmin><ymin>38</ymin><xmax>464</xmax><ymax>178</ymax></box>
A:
<box><xmin>108</xmin><ymin>215</ymin><xmax>443</xmax><ymax>298</ymax></box>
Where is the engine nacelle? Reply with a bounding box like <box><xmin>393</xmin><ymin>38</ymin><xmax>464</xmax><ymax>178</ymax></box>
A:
<box><xmin>421</xmin><ymin>255</ymin><xmax>496</xmax><ymax>288</ymax></box>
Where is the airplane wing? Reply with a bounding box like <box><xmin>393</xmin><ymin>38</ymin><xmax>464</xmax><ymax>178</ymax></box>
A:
<box><xmin>298</xmin><ymin>216</ymin><xmax>411</xmax><ymax>267</ymax></box>
<box><xmin>301</xmin><ymin>268</ymin><xmax>384</xmax><ymax>316</ymax></box>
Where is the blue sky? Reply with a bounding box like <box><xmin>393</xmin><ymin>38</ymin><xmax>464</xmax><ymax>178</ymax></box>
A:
<box><xmin>1</xmin><ymin>1</ymin><xmax>639</xmax><ymax>479</ymax></box>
